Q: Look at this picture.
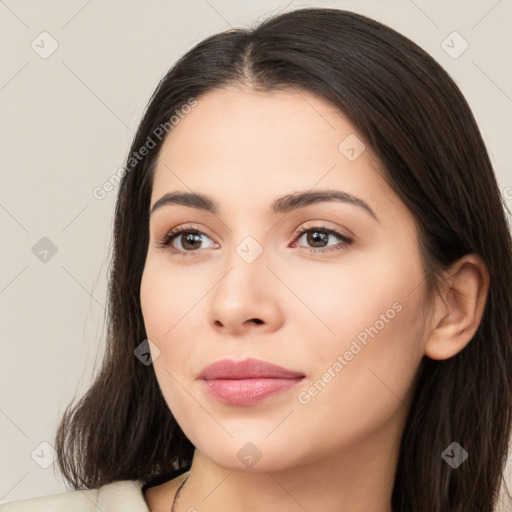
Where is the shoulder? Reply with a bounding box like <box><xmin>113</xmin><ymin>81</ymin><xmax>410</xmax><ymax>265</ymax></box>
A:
<box><xmin>0</xmin><ymin>480</ymin><xmax>149</xmax><ymax>512</ymax></box>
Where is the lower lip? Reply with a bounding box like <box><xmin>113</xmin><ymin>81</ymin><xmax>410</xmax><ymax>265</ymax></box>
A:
<box><xmin>201</xmin><ymin>377</ymin><xmax>304</xmax><ymax>406</ymax></box>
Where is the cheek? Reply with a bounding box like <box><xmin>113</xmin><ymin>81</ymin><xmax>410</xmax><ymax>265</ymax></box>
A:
<box><xmin>140</xmin><ymin>263</ymin><xmax>198</xmax><ymax>416</ymax></box>
<box><xmin>289</xmin><ymin>242</ymin><xmax>426</xmax><ymax>403</ymax></box>
<box><xmin>140</xmin><ymin>259</ymin><xmax>203</xmax><ymax>341</ymax></box>
<box><xmin>280</xmin><ymin>241</ymin><xmax>426</xmax><ymax>351</ymax></box>
<box><xmin>139</xmin><ymin>259</ymin><xmax>212</xmax><ymax>403</ymax></box>
<box><xmin>140</xmin><ymin>266</ymin><xmax>170</xmax><ymax>341</ymax></box>
<box><xmin>292</xmin><ymin>256</ymin><xmax>426</xmax><ymax>438</ymax></box>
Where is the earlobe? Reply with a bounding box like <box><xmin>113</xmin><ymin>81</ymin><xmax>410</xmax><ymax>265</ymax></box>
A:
<box><xmin>424</xmin><ymin>254</ymin><xmax>490</xmax><ymax>361</ymax></box>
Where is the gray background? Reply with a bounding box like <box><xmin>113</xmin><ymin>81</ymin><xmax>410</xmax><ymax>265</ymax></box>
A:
<box><xmin>1</xmin><ymin>0</ymin><xmax>511</xmax><ymax>503</ymax></box>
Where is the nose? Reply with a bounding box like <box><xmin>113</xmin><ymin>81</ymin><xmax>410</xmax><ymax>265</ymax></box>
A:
<box><xmin>206</xmin><ymin>249</ymin><xmax>284</xmax><ymax>337</ymax></box>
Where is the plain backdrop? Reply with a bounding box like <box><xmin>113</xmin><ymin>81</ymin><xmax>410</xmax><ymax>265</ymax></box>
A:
<box><xmin>1</xmin><ymin>0</ymin><xmax>511</xmax><ymax>503</ymax></box>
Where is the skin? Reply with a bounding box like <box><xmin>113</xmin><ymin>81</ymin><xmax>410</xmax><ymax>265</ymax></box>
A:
<box><xmin>140</xmin><ymin>85</ymin><xmax>489</xmax><ymax>512</ymax></box>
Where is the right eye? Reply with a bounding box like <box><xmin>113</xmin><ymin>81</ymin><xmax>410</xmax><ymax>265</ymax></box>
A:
<box><xmin>158</xmin><ymin>225</ymin><xmax>218</xmax><ymax>256</ymax></box>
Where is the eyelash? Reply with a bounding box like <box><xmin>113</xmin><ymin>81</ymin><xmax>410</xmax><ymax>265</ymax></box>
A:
<box><xmin>157</xmin><ymin>224</ymin><xmax>353</xmax><ymax>257</ymax></box>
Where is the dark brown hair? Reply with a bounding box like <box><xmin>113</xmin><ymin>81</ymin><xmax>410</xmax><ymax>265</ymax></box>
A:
<box><xmin>55</xmin><ymin>7</ymin><xmax>512</xmax><ymax>511</ymax></box>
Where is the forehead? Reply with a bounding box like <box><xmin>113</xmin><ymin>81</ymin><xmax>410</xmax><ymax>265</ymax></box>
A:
<box><xmin>155</xmin><ymin>86</ymin><xmax>355</xmax><ymax>166</ymax></box>
<box><xmin>149</xmin><ymin>85</ymin><xmax>398</xmax><ymax>219</ymax></box>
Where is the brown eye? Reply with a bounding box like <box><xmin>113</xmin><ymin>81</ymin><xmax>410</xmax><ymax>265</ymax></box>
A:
<box><xmin>293</xmin><ymin>226</ymin><xmax>353</xmax><ymax>253</ymax></box>
<box><xmin>158</xmin><ymin>226</ymin><xmax>218</xmax><ymax>256</ymax></box>
<box><xmin>303</xmin><ymin>230</ymin><xmax>330</xmax><ymax>248</ymax></box>
<box><xmin>174</xmin><ymin>231</ymin><xmax>204</xmax><ymax>251</ymax></box>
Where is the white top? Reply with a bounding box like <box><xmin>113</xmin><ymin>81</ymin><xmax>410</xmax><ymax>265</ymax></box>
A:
<box><xmin>0</xmin><ymin>480</ymin><xmax>150</xmax><ymax>512</ymax></box>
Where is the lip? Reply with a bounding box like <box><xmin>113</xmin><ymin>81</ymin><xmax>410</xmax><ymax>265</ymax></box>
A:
<box><xmin>199</xmin><ymin>357</ymin><xmax>304</xmax><ymax>380</ymax></box>
<box><xmin>199</xmin><ymin>357</ymin><xmax>305</xmax><ymax>406</ymax></box>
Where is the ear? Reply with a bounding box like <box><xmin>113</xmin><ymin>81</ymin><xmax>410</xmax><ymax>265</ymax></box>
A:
<box><xmin>424</xmin><ymin>254</ymin><xmax>490</xmax><ymax>360</ymax></box>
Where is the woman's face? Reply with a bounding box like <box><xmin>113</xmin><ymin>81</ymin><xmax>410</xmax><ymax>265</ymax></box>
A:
<box><xmin>140</xmin><ymin>85</ymin><xmax>430</xmax><ymax>471</ymax></box>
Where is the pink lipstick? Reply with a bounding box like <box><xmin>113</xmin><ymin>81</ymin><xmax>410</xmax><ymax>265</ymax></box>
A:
<box><xmin>199</xmin><ymin>357</ymin><xmax>305</xmax><ymax>406</ymax></box>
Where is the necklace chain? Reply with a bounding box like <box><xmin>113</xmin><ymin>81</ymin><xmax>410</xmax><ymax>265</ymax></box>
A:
<box><xmin>170</xmin><ymin>475</ymin><xmax>189</xmax><ymax>512</ymax></box>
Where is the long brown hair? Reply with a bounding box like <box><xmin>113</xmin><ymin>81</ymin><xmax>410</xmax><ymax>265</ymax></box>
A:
<box><xmin>55</xmin><ymin>8</ymin><xmax>512</xmax><ymax>511</ymax></box>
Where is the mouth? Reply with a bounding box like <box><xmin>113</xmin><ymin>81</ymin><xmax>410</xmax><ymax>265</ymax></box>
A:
<box><xmin>198</xmin><ymin>357</ymin><xmax>305</xmax><ymax>406</ymax></box>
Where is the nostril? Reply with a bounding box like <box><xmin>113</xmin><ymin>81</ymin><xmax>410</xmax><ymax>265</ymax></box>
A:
<box><xmin>251</xmin><ymin>318</ymin><xmax>264</xmax><ymax>324</ymax></box>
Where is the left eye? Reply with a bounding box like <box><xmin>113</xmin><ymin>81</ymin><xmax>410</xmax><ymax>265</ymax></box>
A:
<box><xmin>293</xmin><ymin>226</ymin><xmax>353</xmax><ymax>253</ymax></box>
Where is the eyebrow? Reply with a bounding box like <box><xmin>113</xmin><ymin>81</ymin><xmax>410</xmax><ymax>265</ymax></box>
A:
<box><xmin>150</xmin><ymin>189</ymin><xmax>378</xmax><ymax>221</ymax></box>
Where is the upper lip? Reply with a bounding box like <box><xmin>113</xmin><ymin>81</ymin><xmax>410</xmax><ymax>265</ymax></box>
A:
<box><xmin>199</xmin><ymin>357</ymin><xmax>305</xmax><ymax>380</ymax></box>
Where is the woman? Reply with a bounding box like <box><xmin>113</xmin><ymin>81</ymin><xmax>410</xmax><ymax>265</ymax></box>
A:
<box><xmin>2</xmin><ymin>7</ymin><xmax>511</xmax><ymax>512</ymax></box>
